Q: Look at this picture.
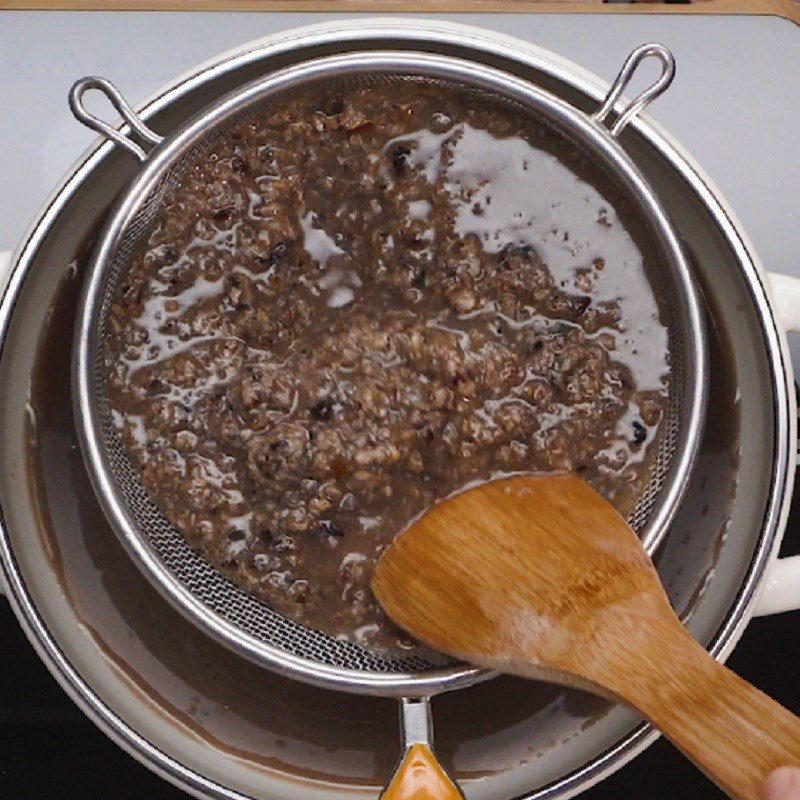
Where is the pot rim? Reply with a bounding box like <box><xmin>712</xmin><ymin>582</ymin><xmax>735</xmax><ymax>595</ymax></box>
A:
<box><xmin>0</xmin><ymin>17</ymin><xmax>794</xmax><ymax>800</ymax></box>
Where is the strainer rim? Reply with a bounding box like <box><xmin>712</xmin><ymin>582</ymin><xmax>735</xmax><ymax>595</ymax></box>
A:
<box><xmin>73</xmin><ymin>49</ymin><xmax>707</xmax><ymax>696</ymax></box>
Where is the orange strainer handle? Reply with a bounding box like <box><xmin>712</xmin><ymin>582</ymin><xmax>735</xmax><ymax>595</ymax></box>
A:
<box><xmin>380</xmin><ymin>699</ymin><xmax>464</xmax><ymax>800</ymax></box>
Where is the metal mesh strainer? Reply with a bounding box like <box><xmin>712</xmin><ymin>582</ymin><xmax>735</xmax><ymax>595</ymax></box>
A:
<box><xmin>70</xmin><ymin>47</ymin><xmax>707</xmax><ymax>702</ymax></box>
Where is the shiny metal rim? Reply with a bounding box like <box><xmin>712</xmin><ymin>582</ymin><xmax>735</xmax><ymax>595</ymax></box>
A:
<box><xmin>0</xmin><ymin>20</ymin><xmax>791</xmax><ymax>800</ymax></box>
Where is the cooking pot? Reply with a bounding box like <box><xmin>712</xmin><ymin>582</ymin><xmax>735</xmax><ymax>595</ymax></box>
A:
<box><xmin>1</xmin><ymin>18</ymin><xmax>800</xmax><ymax>800</ymax></box>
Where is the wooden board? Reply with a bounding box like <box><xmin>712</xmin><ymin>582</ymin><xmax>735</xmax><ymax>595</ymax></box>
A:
<box><xmin>0</xmin><ymin>0</ymin><xmax>798</xmax><ymax>22</ymax></box>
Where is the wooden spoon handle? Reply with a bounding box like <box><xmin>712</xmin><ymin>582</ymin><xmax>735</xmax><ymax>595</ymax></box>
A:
<box><xmin>380</xmin><ymin>743</ymin><xmax>464</xmax><ymax>800</ymax></box>
<box><xmin>625</xmin><ymin>627</ymin><xmax>800</xmax><ymax>800</ymax></box>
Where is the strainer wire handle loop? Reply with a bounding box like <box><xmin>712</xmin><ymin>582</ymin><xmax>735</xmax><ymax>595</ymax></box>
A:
<box><xmin>69</xmin><ymin>77</ymin><xmax>163</xmax><ymax>163</ymax></box>
<box><xmin>593</xmin><ymin>43</ymin><xmax>675</xmax><ymax>137</ymax></box>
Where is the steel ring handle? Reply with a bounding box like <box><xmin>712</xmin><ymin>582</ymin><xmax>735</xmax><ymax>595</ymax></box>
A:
<box><xmin>592</xmin><ymin>43</ymin><xmax>676</xmax><ymax>138</ymax></box>
<box><xmin>69</xmin><ymin>77</ymin><xmax>163</xmax><ymax>163</ymax></box>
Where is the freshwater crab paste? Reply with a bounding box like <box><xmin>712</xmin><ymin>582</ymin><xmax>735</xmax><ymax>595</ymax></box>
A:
<box><xmin>106</xmin><ymin>81</ymin><xmax>670</xmax><ymax>652</ymax></box>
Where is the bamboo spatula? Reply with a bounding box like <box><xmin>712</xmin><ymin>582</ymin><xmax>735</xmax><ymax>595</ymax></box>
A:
<box><xmin>373</xmin><ymin>474</ymin><xmax>800</xmax><ymax>800</ymax></box>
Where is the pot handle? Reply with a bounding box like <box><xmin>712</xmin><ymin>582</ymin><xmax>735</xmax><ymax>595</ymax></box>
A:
<box><xmin>69</xmin><ymin>77</ymin><xmax>163</xmax><ymax>163</ymax></box>
<box><xmin>592</xmin><ymin>43</ymin><xmax>675</xmax><ymax>138</ymax></box>
<box><xmin>381</xmin><ymin>698</ymin><xmax>463</xmax><ymax>800</ymax></box>
<box><xmin>0</xmin><ymin>251</ymin><xmax>10</xmax><ymax>595</ymax></box>
<box><xmin>1</xmin><ymin>249</ymin><xmax>11</xmax><ymax>291</ymax></box>
<box><xmin>753</xmin><ymin>271</ymin><xmax>800</xmax><ymax>617</ymax></box>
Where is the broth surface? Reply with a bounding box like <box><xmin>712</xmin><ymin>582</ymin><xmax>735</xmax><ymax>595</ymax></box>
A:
<box><xmin>106</xmin><ymin>82</ymin><xmax>669</xmax><ymax>651</ymax></box>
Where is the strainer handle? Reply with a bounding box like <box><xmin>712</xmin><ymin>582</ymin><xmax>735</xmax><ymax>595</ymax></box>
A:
<box><xmin>69</xmin><ymin>77</ymin><xmax>163</xmax><ymax>163</ymax></box>
<box><xmin>592</xmin><ymin>44</ymin><xmax>676</xmax><ymax>137</ymax></box>
<box><xmin>380</xmin><ymin>698</ymin><xmax>464</xmax><ymax>800</ymax></box>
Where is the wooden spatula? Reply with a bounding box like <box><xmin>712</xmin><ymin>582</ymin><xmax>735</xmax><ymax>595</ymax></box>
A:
<box><xmin>373</xmin><ymin>474</ymin><xmax>800</xmax><ymax>800</ymax></box>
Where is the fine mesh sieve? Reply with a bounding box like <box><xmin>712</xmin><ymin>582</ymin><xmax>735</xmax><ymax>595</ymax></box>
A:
<box><xmin>70</xmin><ymin>46</ymin><xmax>707</xmax><ymax>701</ymax></box>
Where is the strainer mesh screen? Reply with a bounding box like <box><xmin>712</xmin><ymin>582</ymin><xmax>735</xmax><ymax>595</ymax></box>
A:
<box><xmin>90</xmin><ymin>71</ymin><xmax>685</xmax><ymax>676</ymax></box>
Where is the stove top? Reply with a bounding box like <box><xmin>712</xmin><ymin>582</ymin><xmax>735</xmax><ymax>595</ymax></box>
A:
<box><xmin>1</xmin><ymin>10</ymin><xmax>799</xmax><ymax>799</ymax></box>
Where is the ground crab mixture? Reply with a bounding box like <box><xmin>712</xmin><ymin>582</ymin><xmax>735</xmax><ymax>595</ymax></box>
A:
<box><xmin>106</xmin><ymin>81</ymin><xmax>670</xmax><ymax>652</ymax></box>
